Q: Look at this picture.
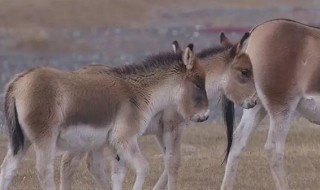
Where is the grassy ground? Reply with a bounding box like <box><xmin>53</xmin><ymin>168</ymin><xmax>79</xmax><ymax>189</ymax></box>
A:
<box><xmin>1</xmin><ymin>119</ymin><xmax>320</xmax><ymax>190</ymax></box>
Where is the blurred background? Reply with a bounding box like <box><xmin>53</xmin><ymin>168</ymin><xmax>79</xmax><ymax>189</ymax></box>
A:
<box><xmin>0</xmin><ymin>0</ymin><xmax>319</xmax><ymax>121</ymax></box>
<box><xmin>1</xmin><ymin>0</ymin><xmax>320</xmax><ymax>189</ymax></box>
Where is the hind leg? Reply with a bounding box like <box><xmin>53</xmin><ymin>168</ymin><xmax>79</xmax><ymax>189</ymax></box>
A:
<box><xmin>60</xmin><ymin>151</ymin><xmax>85</xmax><ymax>190</ymax></box>
<box><xmin>221</xmin><ymin>104</ymin><xmax>266</xmax><ymax>190</ymax></box>
<box><xmin>34</xmin><ymin>135</ymin><xmax>58</xmax><ymax>190</ymax></box>
<box><xmin>86</xmin><ymin>148</ymin><xmax>111</xmax><ymax>190</ymax></box>
<box><xmin>264</xmin><ymin>99</ymin><xmax>299</xmax><ymax>190</ymax></box>
<box><xmin>0</xmin><ymin>140</ymin><xmax>31</xmax><ymax>190</ymax></box>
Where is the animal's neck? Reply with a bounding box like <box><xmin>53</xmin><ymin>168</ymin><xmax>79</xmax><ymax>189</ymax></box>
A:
<box><xmin>123</xmin><ymin>72</ymin><xmax>172</xmax><ymax>88</ymax></box>
<box><xmin>149</xmin><ymin>79</ymin><xmax>180</xmax><ymax>111</ymax></box>
<box><xmin>200</xmin><ymin>54</ymin><xmax>226</xmax><ymax>100</ymax></box>
<box><xmin>111</xmin><ymin>52</ymin><xmax>182</xmax><ymax>88</ymax></box>
<box><xmin>136</xmin><ymin>78</ymin><xmax>181</xmax><ymax>134</ymax></box>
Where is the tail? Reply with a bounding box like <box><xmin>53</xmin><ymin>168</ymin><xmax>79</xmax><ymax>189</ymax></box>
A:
<box><xmin>4</xmin><ymin>83</ymin><xmax>24</xmax><ymax>155</ymax></box>
<box><xmin>222</xmin><ymin>95</ymin><xmax>234</xmax><ymax>163</ymax></box>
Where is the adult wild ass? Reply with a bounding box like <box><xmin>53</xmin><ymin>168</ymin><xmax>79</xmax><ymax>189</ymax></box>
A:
<box><xmin>67</xmin><ymin>33</ymin><xmax>257</xmax><ymax>190</ymax></box>
<box><xmin>221</xmin><ymin>19</ymin><xmax>320</xmax><ymax>190</ymax></box>
<box><xmin>0</xmin><ymin>44</ymin><xmax>211</xmax><ymax>190</ymax></box>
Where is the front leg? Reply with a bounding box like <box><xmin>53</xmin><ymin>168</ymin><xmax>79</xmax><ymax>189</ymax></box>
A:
<box><xmin>86</xmin><ymin>148</ymin><xmax>112</xmax><ymax>190</ymax></box>
<box><xmin>153</xmin><ymin>111</ymin><xmax>185</xmax><ymax>190</ymax></box>
<box><xmin>112</xmin><ymin>136</ymin><xmax>149</xmax><ymax>190</ymax></box>
<box><xmin>126</xmin><ymin>138</ymin><xmax>149</xmax><ymax>190</ymax></box>
<box><xmin>60</xmin><ymin>151</ymin><xmax>85</xmax><ymax>190</ymax></box>
<box><xmin>111</xmin><ymin>154</ymin><xmax>127</xmax><ymax>190</ymax></box>
<box><xmin>152</xmin><ymin>134</ymin><xmax>168</xmax><ymax>190</ymax></box>
<box><xmin>153</xmin><ymin>122</ymin><xmax>184</xmax><ymax>190</ymax></box>
<box><xmin>164</xmin><ymin>124</ymin><xmax>183</xmax><ymax>190</ymax></box>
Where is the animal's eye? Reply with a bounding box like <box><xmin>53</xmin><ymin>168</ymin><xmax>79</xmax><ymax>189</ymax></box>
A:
<box><xmin>193</xmin><ymin>75</ymin><xmax>205</xmax><ymax>89</ymax></box>
<box><xmin>240</xmin><ymin>69</ymin><xmax>250</xmax><ymax>78</ymax></box>
<box><xmin>194</xmin><ymin>82</ymin><xmax>202</xmax><ymax>89</ymax></box>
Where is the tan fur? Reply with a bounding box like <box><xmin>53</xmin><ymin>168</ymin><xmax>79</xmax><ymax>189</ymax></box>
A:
<box><xmin>4</xmin><ymin>67</ymin><xmax>39</xmax><ymax>138</ymax></box>
<box><xmin>221</xmin><ymin>19</ymin><xmax>320</xmax><ymax>190</ymax></box>
<box><xmin>0</xmin><ymin>46</ymin><xmax>210</xmax><ymax>190</ymax></box>
<box><xmin>60</xmin><ymin>37</ymin><xmax>256</xmax><ymax>190</ymax></box>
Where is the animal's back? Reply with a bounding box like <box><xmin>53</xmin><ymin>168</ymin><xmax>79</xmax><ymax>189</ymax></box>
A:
<box><xmin>12</xmin><ymin>67</ymin><xmax>129</xmax><ymax>131</ymax></box>
<box><xmin>76</xmin><ymin>64</ymin><xmax>111</xmax><ymax>74</ymax></box>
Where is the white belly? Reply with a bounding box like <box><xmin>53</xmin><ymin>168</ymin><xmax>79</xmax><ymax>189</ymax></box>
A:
<box><xmin>57</xmin><ymin>125</ymin><xmax>111</xmax><ymax>151</ymax></box>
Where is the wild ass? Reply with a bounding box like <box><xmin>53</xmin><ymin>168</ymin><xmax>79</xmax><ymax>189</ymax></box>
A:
<box><xmin>0</xmin><ymin>44</ymin><xmax>211</xmax><ymax>190</ymax></box>
<box><xmin>221</xmin><ymin>19</ymin><xmax>320</xmax><ymax>190</ymax></box>
<box><xmin>65</xmin><ymin>33</ymin><xmax>257</xmax><ymax>190</ymax></box>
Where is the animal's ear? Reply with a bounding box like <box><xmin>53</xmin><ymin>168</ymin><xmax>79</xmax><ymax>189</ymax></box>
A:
<box><xmin>229</xmin><ymin>32</ymin><xmax>250</xmax><ymax>57</ymax></box>
<box><xmin>183</xmin><ymin>44</ymin><xmax>196</xmax><ymax>70</ymax></box>
<box><xmin>237</xmin><ymin>32</ymin><xmax>250</xmax><ymax>54</ymax></box>
<box><xmin>172</xmin><ymin>40</ymin><xmax>183</xmax><ymax>54</ymax></box>
<box><xmin>220</xmin><ymin>32</ymin><xmax>232</xmax><ymax>47</ymax></box>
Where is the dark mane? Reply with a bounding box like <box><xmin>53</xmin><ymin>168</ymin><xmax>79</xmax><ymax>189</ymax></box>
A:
<box><xmin>197</xmin><ymin>45</ymin><xmax>230</xmax><ymax>59</ymax></box>
<box><xmin>112</xmin><ymin>52</ymin><xmax>183</xmax><ymax>75</ymax></box>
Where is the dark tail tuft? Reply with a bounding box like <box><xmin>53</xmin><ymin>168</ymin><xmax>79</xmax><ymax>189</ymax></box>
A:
<box><xmin>222</xmin><ymin>95</ymin><xmax>234</xmax><ymax>163</ymax></box>
<box><xmin>4</xmin><ymin>93</ymin><xmax>24</xmax><ymax>155</ymax></box>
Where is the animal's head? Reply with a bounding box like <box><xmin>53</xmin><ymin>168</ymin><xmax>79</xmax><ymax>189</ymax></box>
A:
<box><xmin>220</xmin><ymin>32</ymin><xmax>257</xmax><ymax>109</ymax></box>
<box><xmin>176</xmin><ymin>44</ymin><xmax>209</xmax><ymax>122</ymax></box>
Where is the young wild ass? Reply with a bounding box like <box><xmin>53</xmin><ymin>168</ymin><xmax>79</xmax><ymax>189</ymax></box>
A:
<box><xmin>66</xmin><ymin>33</ymin><xmax>257</xmax><ymax>190</ymax></box>
<box><xmin>221</xmin><ymin>19</ymin><xmax>320</xmax><ymax>190</ymax></box>
<box><xmin>0</xmin><ymin>44</ymin><xmax>211</xmax><ymax>190</ymax></box>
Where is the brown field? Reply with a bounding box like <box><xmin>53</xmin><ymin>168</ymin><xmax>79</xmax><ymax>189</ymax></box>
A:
<box><xmin>1</xmin><ymin>119</ymin><xmax>320</xmax><ymax>190</ymax></box>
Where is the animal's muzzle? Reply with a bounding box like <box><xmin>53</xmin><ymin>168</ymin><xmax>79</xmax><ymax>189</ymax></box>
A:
<box><xmin>196</xmin><ymin>114</ymin><xmax>209</xmax><ymax>122</ymax></box>
<box><xmin>242</xmin><ymin>100</ymin><xmax>257</xmax><ymax>109</ymax></box>
<box><xmin>191</xmin><ymin>109</ymin><xmax>210</xmax><ymax>122</ymax></box>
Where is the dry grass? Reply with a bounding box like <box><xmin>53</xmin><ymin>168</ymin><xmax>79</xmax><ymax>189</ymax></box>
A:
<box><xmin>1</xmin><ymin>119</ymin><xmax>320</xmax><ymax>190</ymax></box>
